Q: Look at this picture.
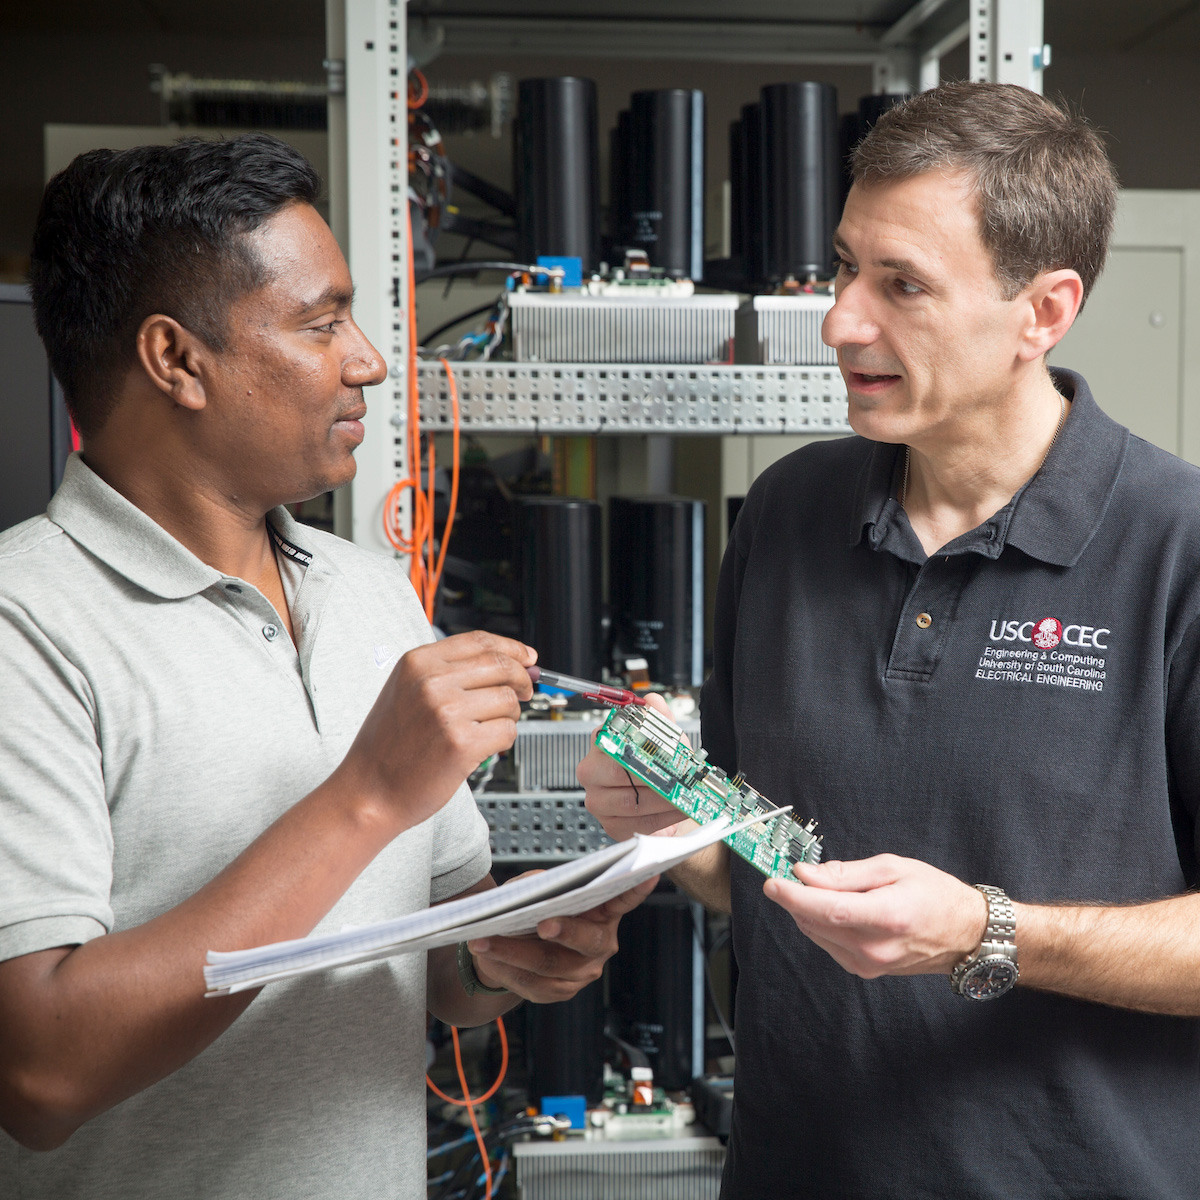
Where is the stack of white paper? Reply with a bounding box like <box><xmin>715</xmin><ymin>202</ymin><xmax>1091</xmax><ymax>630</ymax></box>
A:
<box><xmin>204</xmin><ymin>810</ymin><xmax>780</xmax><ymax>996</ymax></box>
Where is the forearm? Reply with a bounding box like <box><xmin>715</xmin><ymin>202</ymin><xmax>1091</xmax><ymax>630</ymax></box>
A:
<box><xmin>426</xmin><ymin>941</ymin><xmax>523</xmax><ymax>1028</ymax></box>
<box><xmin>668</xmin><ymin>841</ymin><xmax>732</xmax><ymax>914</ymax></box>
<box><xmin>1016</xmin><ymin>891</ymin><xmax>1200</xmax><ymax>1016</ymax></box>
<box><xmin>0</xmin><ymin>761</ymin><xmax>411</xmax><ymax>1149</ymax></box>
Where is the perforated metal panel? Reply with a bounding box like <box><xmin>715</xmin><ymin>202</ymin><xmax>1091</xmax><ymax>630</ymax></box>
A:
<box><xmin>416</xmin><ymin>362</ymin><xmax>849</xmax><ymax>434</ymax></box>
<box><xmin>476</xmin><ymin>791</ymin><xmax>611</xmax><ymax>861</ymax></box>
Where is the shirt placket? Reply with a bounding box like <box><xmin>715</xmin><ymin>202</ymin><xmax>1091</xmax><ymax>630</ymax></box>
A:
<box><xmin>218</xmin><ymin>578</ymin><xmax>307</xmax><ymax>690</ymax></box>
<box><xmin>885</xmin><ymin>554</ymin><xmax>978</xmax><ymax>682</ymax></box>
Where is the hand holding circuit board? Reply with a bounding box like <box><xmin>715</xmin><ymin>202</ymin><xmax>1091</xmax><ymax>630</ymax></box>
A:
<box><xmin>533</xmin><ymin>668</ymin><xmax>824</xmax><ymax>882</ymax></box>
<box><xmin>594</xmin><ymin>702</ymin><xmax>823</xmax><ymax>883</ymax></box>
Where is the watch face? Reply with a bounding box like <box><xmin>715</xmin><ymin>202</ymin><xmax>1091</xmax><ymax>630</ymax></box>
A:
<box><xmin>961</xmin><ymin>956</ymin><xmax>1018</xmax><ymax>1000</ymax></box>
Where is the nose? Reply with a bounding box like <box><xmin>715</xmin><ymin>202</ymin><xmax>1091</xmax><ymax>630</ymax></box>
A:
<box><xmin>821</xmin><ymin>279</ymin><xmax>879</xmax><ymax>352</ymax></box>
<box><xmin>344</xmin><ymin>322</ymin><xmax>388</xmax><ymax>387</ymax></box>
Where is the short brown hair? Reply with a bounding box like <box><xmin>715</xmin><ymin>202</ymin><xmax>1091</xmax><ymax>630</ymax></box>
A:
<box><xmin>851</xmin><ymin>82</ymin><xmax>1117</xmax><ymax>305</ymax></box>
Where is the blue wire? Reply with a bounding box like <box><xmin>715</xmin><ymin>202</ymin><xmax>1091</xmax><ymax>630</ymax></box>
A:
<box><xmin>492</xmin><ymin>1150</ymin><xmax>510</xmax><ymax>1191</ymax></box>
<box><xmin>428</xmin><ymin>1130</ymin><xmax>477</xmax><ymax>1159</ymax></box>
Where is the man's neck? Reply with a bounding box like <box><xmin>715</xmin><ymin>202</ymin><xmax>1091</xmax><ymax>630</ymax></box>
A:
<box><xmin>85</xmin><ymin>442</ymin><xmax>297</xmax><ymax>641</ymax></box>
<box><xmin>84</xmin><ymin>443</ymin><xmax>275</xmax><ymax>577</ymax></box>
<box><xmin>84</xmin><ymin>381</ymin><xmax>280</xmax><ymax>574</ymax></box>
<box><xmin>901</xmin><ymin>371</ymin><xmax>1068</xmax><ymax>557</ymax></box>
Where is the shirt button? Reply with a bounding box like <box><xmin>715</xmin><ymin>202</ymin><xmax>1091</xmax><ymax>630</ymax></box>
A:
<box><xmin>263</xmin><ymin>623</ymin><xmax>279</xmax><ymax>641</ymax></box>
<box><xmin>916</xmin><ymin>612</ymin><xmax>933</xmax><ymax>629</ymax></box>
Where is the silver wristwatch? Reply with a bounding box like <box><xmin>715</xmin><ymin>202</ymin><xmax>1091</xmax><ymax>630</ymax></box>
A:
<box><xmin>950</xmin><ymin>884</ymin><xmax>1019</xmax><ymax>1000</ymax></box>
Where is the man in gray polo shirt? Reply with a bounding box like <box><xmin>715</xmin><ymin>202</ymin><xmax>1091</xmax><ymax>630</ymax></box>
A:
<box><xmin>0</xmin><ymin>135</ymin><xmax>650</xmax><ymax>1199</ymax></box>
<box><xmin>582</xmin><ymin>83</ymin><xmax>1200</xmax><ymax>1196</ymax></box>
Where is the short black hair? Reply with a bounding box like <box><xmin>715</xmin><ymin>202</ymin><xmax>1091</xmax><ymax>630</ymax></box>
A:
<box><xmin>28</xmin><ymin>133</ymin><xmax>321</xmax><ymax>438</ymax></box>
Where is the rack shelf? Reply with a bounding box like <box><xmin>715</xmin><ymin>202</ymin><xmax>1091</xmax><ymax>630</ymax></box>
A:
<box><xmin>417</xmin><ymin>361</ymin><xmax>850</xmax><ymax>435</ymax></box>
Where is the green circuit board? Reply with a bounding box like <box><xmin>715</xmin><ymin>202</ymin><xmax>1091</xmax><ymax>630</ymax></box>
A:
<box><xmin>596</xmin><ymin>704</ymin><xmax>823</xmax><ymax>883</ymax></box>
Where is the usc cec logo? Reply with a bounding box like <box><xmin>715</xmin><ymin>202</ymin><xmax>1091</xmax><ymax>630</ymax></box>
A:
<box><xmin>989</xmin><ymin>617</ymin><xmax>1110</xmax><ymax>650</ymax></box>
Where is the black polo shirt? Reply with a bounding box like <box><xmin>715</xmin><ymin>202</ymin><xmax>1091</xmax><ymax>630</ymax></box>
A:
<box><xmin>702</xmin><ymin>370</ymin><xmax>1200</xmax><ymax>1199</ymax></box>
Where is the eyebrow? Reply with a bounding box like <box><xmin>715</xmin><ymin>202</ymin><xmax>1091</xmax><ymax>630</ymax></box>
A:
<box><xmin>833</xmin><ymin>234</ymin><xmax>929</xmax><ymax>282</ymax></box>
<box><xmin>292</xmin><ymin>284</ymin><xmax>356</xmax><ymax>316</ymax></box>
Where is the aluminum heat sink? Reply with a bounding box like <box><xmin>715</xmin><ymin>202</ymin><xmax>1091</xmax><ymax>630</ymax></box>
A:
<box><xmin>735</xmin><ymin>294</ymin><xmax>837</xmax><ymax>366</ymax></box>
<box><xmin>509</xmin><ymin>292</ymin><xmax>738</xmax><ymax>364</ymax></box>
<box><xmin>514</xmin><ymin>716</ymin><xmax>701</xmax><ymax>791</ymax></box>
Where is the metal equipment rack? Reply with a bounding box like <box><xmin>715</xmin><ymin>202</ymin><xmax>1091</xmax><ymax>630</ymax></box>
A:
<box><xmin>326</xmin><ymin>0</ymin><xmax>1048</xmax><ymax>549</ymax></box>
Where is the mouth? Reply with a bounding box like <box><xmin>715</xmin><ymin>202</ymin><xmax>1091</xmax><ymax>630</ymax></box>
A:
<box><xmin>845</xmin><ymin>369</ymin><xmax>902</xmax><ymax>393</ymax></box>
<box><xmin>333</xmin><ymin>404</ymin><xmax>367</xmax><ymax>444</ymax></box>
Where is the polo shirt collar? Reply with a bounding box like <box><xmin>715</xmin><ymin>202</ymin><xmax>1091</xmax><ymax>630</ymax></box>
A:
<box><xmin>47</xmin><ymin>454</ymin><xmax>326</xmax><ymax>599</ymax></box>
<box><xmin>850</xmin><ymin>368</ymin><xmax>1128</xmax><ymax>568</ymax></box>
<box><xmin>1005</xmin><ymin>369</ymin><xmax>1128</xmax><ymax>566</ymax></box>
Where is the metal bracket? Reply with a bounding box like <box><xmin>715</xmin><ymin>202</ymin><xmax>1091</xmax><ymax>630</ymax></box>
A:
<box><xmin>415</xmin><ymin>362</ymin><xmax>851</xmax><ymax>435</ymax></box>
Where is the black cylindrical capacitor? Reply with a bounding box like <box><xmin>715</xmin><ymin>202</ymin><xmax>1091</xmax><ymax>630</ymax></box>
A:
<box><xmin>842</xmin><ymin>94</ymin><xmax>908</xmax><ymax>210</ymax></box>
<box><xmin>609</xmin><ymin>495</ymin><xmax>705</xmax><ymax>688</ymax></box>
<box><xmin>607</xmin><ymin>888</ymin><xmax>697</xmax><ymax>1090</ymax></box>
<box><xmin>609</xmin><ymin>108</ymin><xmax>633</xmax><ymax>252</ymax></box>
<box><xmin>838</xmin><ymin>109</ymin><xmax>862</xmax><ymax>214</ymax></box>
<box><xmin>728</xmin><ymin>116</ymin><xmax>745</xmax><ymax>257</ymax></box>
<box><xmin>739</xmin><ymin>101</ymin><xmax>765</xmax><ymax>285</ymax></box>
<box><xmin>628</xmin><ymin>89</ymin><xmax>706</xmax><ymax>279</ymax></box>
<box><xmin>525</xmin><ymin>978</ymin><xmax>606</xmax><ymax>1104</ymax></box>
<box><xmin>514</xmin><ymin>77</ymin><xmax>600</xmax><ymax>271</ymax></box>
<box><xmin>858</xmin><ymin>91</ymin><xmax>910</xmax><ymax>134</ymax></box>
<box><xmin>515</xmin><ymin>496</ymin><xmax>603</xmax><ymax>682</ymax></box>
<box><xmin>760</xmin><ymin>81</ymin><xmax>839</xmax><ymax>281</ymax></box>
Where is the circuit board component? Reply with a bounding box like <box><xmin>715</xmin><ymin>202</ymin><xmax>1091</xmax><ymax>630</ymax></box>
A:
<box><xmin>596</xmin><ymin>703</ymin><xmax>823</xmax><ymax>882</ymax></box>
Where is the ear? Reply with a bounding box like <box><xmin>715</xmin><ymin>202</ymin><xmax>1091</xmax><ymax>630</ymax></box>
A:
<box><xmin>135</xmin><ymin>315</ymin><xmax>210</xmax><ymax>412</ymax></box>
<box><xmin>1016</xmin><ymin>269</ymin><xmax>1084</xmax><ymax>363</ymax></box>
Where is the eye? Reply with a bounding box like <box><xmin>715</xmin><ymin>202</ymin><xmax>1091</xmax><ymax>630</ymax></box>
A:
<box><xmin>894</xmin><ymin>278</ymin><xmax>923</xmax><ymax>297</ymax></box>
<box><xmin>835</xmin><ymin>256</ymin><xmax>858</xmax><ymax>278</ymax></box>
<box><xmin>310</xmin><ymin>319</ymin><xmax>343</xmax><ymax>335</ymax></box>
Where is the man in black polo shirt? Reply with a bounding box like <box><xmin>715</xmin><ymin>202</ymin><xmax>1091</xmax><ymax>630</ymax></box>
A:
<box><xmin>581</xmin><ymin>82</ymin><xmax>1200</xmax><ymax>1197</ymax></box>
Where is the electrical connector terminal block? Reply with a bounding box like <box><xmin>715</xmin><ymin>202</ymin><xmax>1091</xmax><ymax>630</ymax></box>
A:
<box><xmin>595</xmin><ymin>704</ymin><xmax>823</xmax><ymax>882</ymax></box>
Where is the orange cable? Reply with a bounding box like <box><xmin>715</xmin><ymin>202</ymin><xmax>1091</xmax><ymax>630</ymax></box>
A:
<box><xmin>408</xmin><ymin>68</ymin><xmax>429</xmax><ymax>109</ymax></box>
<box><xmin>426</xmin><ymin>1015</ymin><xmax>509</xmax><ymax>1107</ymax></box>
<box><xmin>383</xmin><ymin>272</ymin><xmax>463</xmax><ymax>619</ymax></box>
<box><xmin>426</xmin><ymin>1017</ymin><xmax>509</xmax><ymax>1200</ymax></box>
<box><xmin>452</xmin><ymin>1025</ymin><xmax>493</xmax><ymax>1200</ymax></box>
<box><xmin>428</xmin><ymin>358</ymin><xmax>461</xmax><ymax>606</ymax></box>
<box><xmin>384</xmin><ymin>208</ymin><xmax>464</xmax><ymax>621</ymax></box>
<box><xmin>425</xmin><ymin>434</ymin><xmax>437</xmax><ymax>617</ymax></box>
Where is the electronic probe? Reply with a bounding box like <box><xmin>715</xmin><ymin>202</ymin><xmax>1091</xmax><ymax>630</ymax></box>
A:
<box><xmin>526</xmin><ymin>665</ymin><xmax>647</xmax><ymax>707</ymax></box>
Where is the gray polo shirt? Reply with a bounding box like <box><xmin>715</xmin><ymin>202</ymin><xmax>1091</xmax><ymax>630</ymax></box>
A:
<box><xmin>0</xmin><ymin>455</ymin><xmax>491</xmax><ymax>1200</ymax></box>
<box><xmin>703</xmin><ymin>370</ymin><xmax>1200</xmax><ymax>1199</ymax></box>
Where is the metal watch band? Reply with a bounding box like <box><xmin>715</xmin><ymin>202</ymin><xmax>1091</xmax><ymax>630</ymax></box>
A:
<box><xmin>950</xmin><ymin>884</ymin><xmax>1019</xmax><ymax>999</ymax></box>
<box><xmin>456</xmin><ymin>940</ymin><xmax>508</xmax><ymax>998</ymax></box>
<box><xmin>976</xmin><ymin>883</ymin><xmax>1017</xmax><ymax>947</ymax></box>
